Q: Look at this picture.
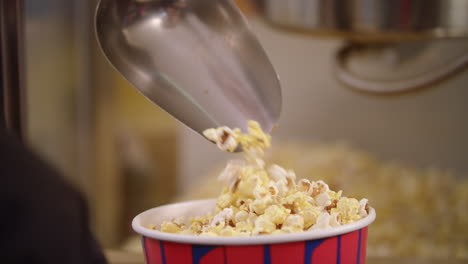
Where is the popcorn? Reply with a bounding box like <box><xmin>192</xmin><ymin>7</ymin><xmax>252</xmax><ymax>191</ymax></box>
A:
<box><xmin>282</xmin><ymin>214</ymin><xmax>305</xmax><ymax>233</ymax></box>
<box><xmin>159</xmin><ymin>121</ymin><xmax>369</xmax><ymax>236</ymax></box>
<box><xmin>286</xmin><ymin>170</ymin><xmax>297</xmax><ymax>189</ymax></box>
<box><xmin>298</xmin><ymin>179</ymin><xmax>312</xmax><ymax>194</ymax></box>
<box><xmin>176</xmin><ymin>139</ymin><xmax>467</xmax><ymax>259</ymax></box>
<box><xmin>216</xmin><ymin>190</ymin><xmax>233</xmax><ymax>209</ymax></box>
<box><xmin>310</xmin><ymin>212</ymin><xmax>331</xmax><ymax>230</ymax></box>
<box><xmin>253</xmin><ymin>215</ymin><xmax>276</xmax><ymax>234</ymax></box>
<box><xmin>311</xmin><ymin>180</ymin><xmax>329</xmax><ymax>196</ymax></box>
<box><xmin>188</xmin><ymin>221</ymin><xmax>203</xmax><ymax>234</ymax></box>
<box><xmin>219</xmin><ymin>226</ymin><xmax>237</xmax><ymax>236</ymax></box>
<box><xmin>218</xmin><ymin>160</ymin><xmax>245</xmax><ymax>191</ymax></box>
<box><xmin>315</xmin><ymin>192</ymin><xmax>331</xmax><ymax>208</ymax></box>
<box><xmin>325</xmin><ymin>199</ymin><xmax>338</xmax><ymax>213</ymax></box>
<box><xmin>267</xmin><ymin>181</ymin><xmax>279</xmax><ymax>196</ymax></box>
<box><xmin>359</xmin><ymin>198</ymin><xmax>369</xmax><ymax>218</ymax></box>
<box><xmin>203</xmin><ymin>126</ymin><xmax>238</xmax><ymax>152</ymax></box>
<box><xmin>332</xmin><ymin>197</ymin><xmax>361</xmax><ymax>224</ymax></box>
<box><xmin>161</xmin><ymin>221</ymin><xmax>183</xmax><ymax>233</ymax></box>
<box><xmin>171</xmin><ymin>216</ymin><xmax>186</xmax><ymax>227</ymax></box>
<box><xmin>250</xmin><ymin>195</ymin><xmax>273</xmax><ymax>215</ymax></box>
<box><xmin>235</xmin><ymin>220</ymin><xmax>254</xmax><ymax>233</ymax></box>
<box><xmin>234</xmin><ymin>210</ymin><xmax>249</xmax><ymax>223</ymax></box>
<box><xmin>299</xmin><ymin>206</ymin><xmax>321</xmax><ymax>229</ymax></box>
<box><xmin>275</xmin><ymin>179</ymin><xmax>289</xmax><ymax>196</ymax></box>
<box><xmin>330</xmin><ymin>212</ymin><xmax>341</xmax><ymax>227</ymax></box>
<box><xmin>281</xmin><ymin>192</ymin><xmax>312</xmax><ymax>213</ymax></box>
<box><xmin>264</xmin><ymin>204</ymin><xmax>290</xmax><ymax>225</ymax></box>
<box><xmin>253</xmin><ymin>185</ymin><xmax>268</xmax><ymax>200</ymax></box>
<box><xmin>211</xmin><ymin>208</ymin><xmax>234</xmax><ymax>226</ymax></box>
<box><xmin>268</xmin><ymin>164</ymin><xmax>288</xmax><ymax>183</ymax></box>
<box><xmin>328</xmin><ymin>190</ymin><xmax>343</xmax><ymax>201</ymax></box>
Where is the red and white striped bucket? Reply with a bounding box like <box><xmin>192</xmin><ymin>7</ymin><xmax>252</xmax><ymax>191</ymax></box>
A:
<box><xmin>133</xmin><ymin>199</ymin><xmax>376</xmax><ymax>264</ymax></box>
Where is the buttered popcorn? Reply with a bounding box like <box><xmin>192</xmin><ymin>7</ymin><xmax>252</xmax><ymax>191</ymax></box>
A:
<box><xmin>158</xmin><ymin>121</ymin><xmax>370</xmax><ymax>236</ymax></box>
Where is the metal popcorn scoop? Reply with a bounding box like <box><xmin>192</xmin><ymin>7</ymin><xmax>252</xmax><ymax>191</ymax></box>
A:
<box><xmin>95</xmin><ymin>0</ymin><xmax>282</xmax><ymax>137</ymax></box>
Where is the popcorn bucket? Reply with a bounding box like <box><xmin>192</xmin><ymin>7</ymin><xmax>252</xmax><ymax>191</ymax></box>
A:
<box><xmin>132</xmin><ymin>199</ymin><xmax>376</xmax><ymax>264</ymax></box>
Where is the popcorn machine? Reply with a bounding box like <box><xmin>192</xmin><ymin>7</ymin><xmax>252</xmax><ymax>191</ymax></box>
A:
<box><xmin>262</xmin><ymin>0</ymin><xmax>468</xmax><ymax>93</ymax></box>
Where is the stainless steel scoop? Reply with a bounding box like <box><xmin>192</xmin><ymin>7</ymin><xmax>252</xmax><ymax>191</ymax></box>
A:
<box><xmin>95</xmin><ymin>0</ymin><xmax>281</xmax><ymax>138</ymax></box>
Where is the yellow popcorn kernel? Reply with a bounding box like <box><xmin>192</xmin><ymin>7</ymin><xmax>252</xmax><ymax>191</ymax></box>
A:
<box><xmin>298</xmin><ymin>179</ymin><xmax>312</xmax><ymax>194</ymax></box>
<box><xmin>253</xmin><ymin>185</ymin><xmax>268</xmax><ymax>200</ymax></box>
<box><xmin>330</xmin><ymin>212</ymin><xmax>341</xmax><ymax>227</ymax></box>
<box><xmin>235</xmin><ymin>220</ymin><xmax>254</xmax><ymax>233</ymax></box>
<box><xmin>358</xmin><ymin>198</ymin><xmax>369</xmax><ymax>218</ymax></box>
<box><xmin>218</xmin><ymin>160</ymin><xmax>244</xmax><ymax>191</ymax></box>
<box><xmin>272</xmin><ymin>229</ymin><xmax>287</xmax><ymax>235</ymax></box>
<box><xmin>281</xmin><ymin>192</ymin><xmax>301</xmax><ymax>205</ymax></box>
<box><xmin>285</xmin><ymin>170</ymin><xmax>297</xmax><ymax>189</ymax></box>
<box><xmin>332</xmin><ymin>197</ymin><xmax>361</xmax><ymax>224</ymax></box>
<box><xmin>310</xmin><ymin>212</ymin><xmax>331</xmax><ymax>230</ymax></box>
<box><xmin>253</xmin><ymin>215</ymin><xmax>276</xmax><ymax>234</ymax></box>
<box><xmin>216</xmin><ymin>191</ymin><xmax>233</xmax><ymax>209</ymax></box>
<box><xmin>328</xmin><ymin>190</ymin><xmax>343</xmax><ymax>201</ymax></box>
<box><xmin>311</xmin><ymin>180</ymin><xmax>329</xmax><ymax>197</ymax></box>
<box><xmin>297</xmin><ymin>198</ymin><xmax>313</xmax><ymax>212</ymax></box>
<box><xmin>200</xmin><ymin>231</ymin><xmax>218</xmax><ymax>237</ymax></box>
<box><xmin>203</xmin><ymin>126</ymin><xmax>239</xmax><ymax>152</ymax></box>
<box><xmin>275</xmin><ymin>179</ymin><xmax>289</xmax><ymax>196</ymax></box>
<box><xmin>160</xmin><ymin>221</ymin><xmax>182</xmax><ymax>233</ymax></box>
<box><xmin>189</xmin><ymin>213</ymin><xmax>212</xmax><ymax>226</ymax></box>
<box><xmin>147</xmin><ymin>224</ymin><xmax>156</xmax><ymax>230</ymax></box>
<box><xmin>202</xmin><ymin>128</ymin><xmax>218</xmax><ymax>142</ymax></box>
<box><xmin>257</xmin><ymin>170</ymin><xmax>271</xmax><ymax>185</ymax></box>
<box><xmin>300</xmin><ymin>206</ymin><xmax>321</xmax><ymax>229</ymax></box>
<box><xmin>264</xmin><ymin>204</ymin><xmax>290</xmax><ymax>225</ymax></box>
<box><xmin>230</xmin><ymin>205</ymin><xmax>239</xmax><ymax>215</ymax></box>
<box><xmin>220</xmin><ymin>226</ymin><xmax>237</xmax><ymax>236</ymax></box>
<box><xmin>268</xmin><ymin>164</ymin><xmax>288</xmax><ymax>182</ymax></box>
<box><xmin>211</xmin><ymin>208</ymin><xmax>234</xmax><ymax>226</ymax></box>
<box><xmin>235</xmin><ymin>120</ymin><xmax>271</xmax><ymax>151</ymax></box>
<box><xmin>204</xmin><ymin>221</ymin><xmax>227</xmax><ymax>235</ymax></box>
<box><xmin>234</xmin><ymin>198</ymin><xmax>247</xmax><ymax>207</ymax></box>
<box><xmin>250</xmin><ymin>195</ymin><xmax>273</xmax><ymax>215</ymax></box>
<box><xmin>267</xmin><ymin>181</ymin><xmax>279</xmax><ymax>196</ymax></box>
<box><xmin>315</xmin><ymin>192</ymin><xmax>331</xmax><ymax>208</ymax></box>
<box><xmin>235</xmin><ymin>210</ymin><xmax>249</xmax><ymax>223</ymax></box>
<box><xmin>282</xmin><ymin>192</ymin><xmax>312</xmax><ymax>213</ymax></box>
<box><xmin>237</xmin><ymin>173</ymin><xmax>261</xmax><ymax>199</ymax></box>
<box><xmin>173</xmin><ymin>216</ymin><xmax>185</xmax><ymax>226</ymax></box>
<box><xmin>247</xmin><ymin>212</ymin><xmax>259</xmax><ymax>224</ymax></box>
<box><xmin>281</xmin><ymin>214</ymin><xmax>304</xmax><ymax>233</ymax></box>
<box><xmin>237</xmin><ymin>199</ymin><xmax>252</xmax><ymax>212</ymax></box>
<box><xmin>188</xmin><ymin>221</ymin><xmax>203</xmax><ymax>233</ymax></box>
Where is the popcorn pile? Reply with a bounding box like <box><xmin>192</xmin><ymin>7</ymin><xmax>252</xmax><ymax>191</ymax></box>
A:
<box><xmin>158</xmin><ymin>121</ymin><xmax>370</xmax><ymax>236</ymax></box>
<box><xmin>165</xmin><ymin>141</ymin><xmax>467</xmax><ymax>258</ymax></box>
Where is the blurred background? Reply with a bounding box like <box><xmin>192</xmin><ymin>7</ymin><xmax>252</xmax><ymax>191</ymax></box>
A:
<box><xmin>13</xmin><ymin>0</ymin><xmax>468</xmax><ymax>260</ymax></box>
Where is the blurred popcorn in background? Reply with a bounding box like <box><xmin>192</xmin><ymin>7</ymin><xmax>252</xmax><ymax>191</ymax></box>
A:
<box><xmin>175</xmin><ymin>142</ymin><xmax>468</xmax><ymax>259</ymax></box>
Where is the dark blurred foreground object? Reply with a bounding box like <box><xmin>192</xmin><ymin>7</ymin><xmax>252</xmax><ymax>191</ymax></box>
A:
<box><xmin>1</xmin><ymin>2</ymin><xmax>105</xmax><ymax>262</ymax></box>
<box><xmin>0</xmin><ymin>127</ymin><xmax>107</xmax><ymax>264</ymax></box>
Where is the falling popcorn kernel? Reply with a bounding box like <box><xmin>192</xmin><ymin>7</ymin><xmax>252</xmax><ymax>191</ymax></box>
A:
<box><xmin>157</xmin><ymin>121</ymin><xmax>370</xmax><ymax>236</ymax></box>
